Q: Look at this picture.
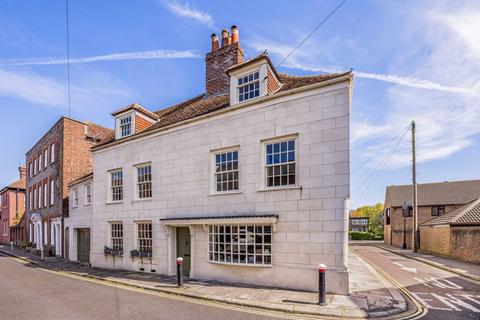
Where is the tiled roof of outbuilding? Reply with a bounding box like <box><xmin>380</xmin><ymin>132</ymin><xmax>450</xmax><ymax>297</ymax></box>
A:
<box><xmin>421</xmin><ymin>197</ymin><xmax>480</xmax><ymax>226</ymax></box>
<box><xmin>385</xmin><ymin>180</ymin><xmax>480</xmax><ymax>207</ymax></box>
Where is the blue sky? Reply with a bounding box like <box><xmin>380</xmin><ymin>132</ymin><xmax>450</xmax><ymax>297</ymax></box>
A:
<box><xmin>0</xmin><ymin>0</ymin><xmax>479</xmax><ymax>208</ymax></box>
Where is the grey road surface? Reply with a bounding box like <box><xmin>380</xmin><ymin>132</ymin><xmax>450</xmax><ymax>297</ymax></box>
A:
<box><xmin>0</xmin><ymin>253</ymin><xmax>283</xmax><ymax>320</ymax></box>
<box><xmin>350</xmin><ymin>244</ymin><xmax>480</xmax><ymax>320</ymax></box>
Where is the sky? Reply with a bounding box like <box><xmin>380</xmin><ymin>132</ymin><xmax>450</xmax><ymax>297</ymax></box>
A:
<box><xmin>0</xmin><ymin>0</ymin><xmax>479</xmax><ymax>208</ymax></box>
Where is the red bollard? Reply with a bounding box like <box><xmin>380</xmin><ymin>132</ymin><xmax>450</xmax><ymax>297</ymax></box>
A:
<box><xmin>176</xmin><ymin>257</ymin><xmax>184</xmax><ymax>287</ymax></box>
<box><xmin>318</xmin><ymin>264</ymin><xmax>327</xmax><ymax>305</ymax></box>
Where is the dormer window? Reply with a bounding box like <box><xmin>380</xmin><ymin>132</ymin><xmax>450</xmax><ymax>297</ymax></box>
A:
<box><xmin>112</xmin><ymin>104</ymin><xmax>159</xmax><ymax>140</ymax></box>
<box><xmin>238</xmin><ymin>70</ymin><xmax>260</xmax><ymax>102</ymax></box>
<box><xmin>119</xmin><ymin>115</ymin><xmax>132</xmax><ymax>137</ymax></box>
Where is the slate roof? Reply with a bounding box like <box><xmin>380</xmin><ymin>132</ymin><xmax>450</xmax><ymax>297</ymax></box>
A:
<box><xmin>422</xmin><ymin>197</ymin><xmax>480</xmax><ymax>226</ymax></box>
<box><xmin>385</xmin><ymin>180</ymin><xmax>480</xmax><ymax>207</ymax></box>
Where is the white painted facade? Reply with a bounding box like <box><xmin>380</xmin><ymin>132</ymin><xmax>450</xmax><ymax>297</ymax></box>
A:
<box><xmin>65</xmin><ymin>176</ymin><xmax>93</xmax><ymax>262</ymax></box>
<box><xmin>91</xmin><ymin>78</ymin><xmax>352</xmax><ymax>294</ymax></box>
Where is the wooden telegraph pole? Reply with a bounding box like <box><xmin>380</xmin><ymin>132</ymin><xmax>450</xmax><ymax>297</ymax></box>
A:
<box><xmin>411</xmin><ymin>121</ymin><xmax>418</xmax><ymax>252</ymax></box>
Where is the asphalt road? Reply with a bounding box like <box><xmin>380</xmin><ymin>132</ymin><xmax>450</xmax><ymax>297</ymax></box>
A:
<box><xmin>0</xmin><ymin>253</ymin><xmax>284</xmax><ymax>320</ymax></box>
<box><xmin>351</xmin><ymin>244</ymin><xmax>480</xmax><ymax>320</ymax></box>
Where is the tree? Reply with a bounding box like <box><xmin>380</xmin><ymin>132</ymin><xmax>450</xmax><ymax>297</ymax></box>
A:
<box><xmin>351</xmin><ymin>203</ymin><xmax>384</xmax><ymax>234</ymax></box>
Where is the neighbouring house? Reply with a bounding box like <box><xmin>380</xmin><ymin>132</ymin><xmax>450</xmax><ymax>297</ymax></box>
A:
<box><xmin>349</xmin><ymin>217</ymin><xmax>369</xmax><ymax>232</ymax></box>
<box><xmin>90</xmin><ymin>25</ymin><xmax>353</xmax><ymax>294</ymax></box>
<box><xmin>0</xmin><ymin>166</ymin><xmax>26</xmax><ymax>244</ymax></box>
<box><xmin>65</xmin><ymin>173</ymin><xmax>93</xmax><ymax>263</ymax></box>
<box><xmin>383</xmin><ymin>179</ymin><xmax>480</xmax><ymax>250</ymax></box>
<box><xmin>420</xmin><ymin>198</ymin><xmax>480</xmax><ymax>263</ymax></box>
<box><xmin>24</xmin><ymin>117</ymin><xmax>112</xmax><ymax>257</ymax></box>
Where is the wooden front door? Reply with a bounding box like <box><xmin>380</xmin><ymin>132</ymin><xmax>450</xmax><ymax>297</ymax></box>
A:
<box><xmin>176</xmin><ymin>227</ymin><xmax>191</xmax><ymax>276</ymax></box>
<box><xmin>77</xmin><ymin>228</ymin><xmax>90</xmax><ymax>263</ymax></box>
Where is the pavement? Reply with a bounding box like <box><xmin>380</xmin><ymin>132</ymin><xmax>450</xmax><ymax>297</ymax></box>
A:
<box><xmin>0</xmin><ymin>244</ymin><xmax>410</xmax><ymax>319</ymax></box>
<box><xmin>372</xmin><ymin>242</ymin><xmax>480</xmax><ymax>281</ymax></box>
<box><xmin>351</xmin><ymin>243</ymin><xmax>480</xmax><ymax>320</ymax></box>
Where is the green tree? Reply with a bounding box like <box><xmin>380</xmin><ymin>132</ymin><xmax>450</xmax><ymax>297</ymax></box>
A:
<box><xmin>351</xmin><ymin>203</ymin><xmax>384</xmax><ymax>234</ymax></box>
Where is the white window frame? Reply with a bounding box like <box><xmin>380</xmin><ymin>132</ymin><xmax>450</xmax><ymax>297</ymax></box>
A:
<box><xmin>72</xmin><ymin>188</ymin><xmax>79</xmax><ymax>208</ymax></box>
<box><xmin>135</xmin><ymin>221</ymin><xmax>152</xmax><ymax>254</ymax></box>
<box><xmin>33</xmin><ymin>158</ymin><xmax>37</xmax><ymax>175</ymax></box>
<box><xmin>43</xmin><ymin>183</ymin><xmax>48</xmax><ymax>207</ymax></box>
<box><xmin>50</xmin><ymin>143</ymin><xmax>55</xmax><ymax>164</ymax></box>
<box><xmin>29</xmin><ymin>163</ymin><xmax>33</xmax><ymax>178</ymax></box>
<box><xmin>108</xmin><ymin>169</ymin><xmax>123</xmax><ymax>203</ymax></box>
<box><xmin>261</xmin><ymin>134</ymin><xmax>299</xmax><ymax>190</ymax></box>
<box><xmin>50</xmin><ymin>179</ymin><xmax>55</xmax><ymax>205</ymax></box>
<box><xmin>38</xmin><ymin>153</ymin><xmax>42</xmax><ymax>172</ymax></box>
<box><xmin>84</xmin><ymin>183</ymin><xmax>92</xmax><ymax>206</ymax></box>
<box><xmin>229</xmin><ymin>62</ymin><xmax>268</xmax><ymax>105</ymax></box>
<box><xmin>110</xmin><ymin>222</ymin><xmax>123</xmax><ymax>252</ymax></box>
<box><xmin>29</xmin><ymin>190</ymin><xmax>32</xmax><ymax>210</ymax></box>
<box><xmin>43</xmin><ymin>149</ymin><xmax>48</xmax><ymax>168</ymax></box>
<box><xmin>237</xmin><ymin>70</ymin><xmax>260</xmax><ymax>103</ymax></box>
<box><xmin>134</xmin><ymin>163</ymin><xmax>152</xmax><ymax>200</ymax></box>
<box><xmin>116</xmin><ymin>112</ymin><xmax>134</xmax><ymax>139</ymax></box>
<box><xmin>38</xmin><ymin>186</ymin><xmax>42</xmax><ymax>208</ymax></box>
<box><xmin>208</xmin><ymin>224</ymin><xmax>272</xmax><ymax>266</ymax></box>
<box><xmin>210</xmin><ymin>147</ymin><xmax>240</xmax><ymax>194</ymax></box>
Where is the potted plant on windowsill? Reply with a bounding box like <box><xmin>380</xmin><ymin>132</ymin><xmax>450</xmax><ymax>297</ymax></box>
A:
<box><xmin>138</xmin><ymin>251</ymin><xmax>152</xmax><ymax>258</ymax></box>
<box><xmin>111</xmin><ymin>249</ymin><xmax>123</xmax><ymax>257</ymax></box>
<box><xmin>130</xmin><ymin>249</ymin><xmax>139</xmax><ymax>258</ymax></box>
<box><xmin>104</xmin><ymin>246</ymin><xmax>113</xmax><ymax>255</ymax></box>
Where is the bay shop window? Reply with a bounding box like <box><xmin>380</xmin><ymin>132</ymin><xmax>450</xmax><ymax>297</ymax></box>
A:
<box><xmin>209</xmin><ymin>225</ymin><xmax>272</xmax><ymax>265</ymax></box>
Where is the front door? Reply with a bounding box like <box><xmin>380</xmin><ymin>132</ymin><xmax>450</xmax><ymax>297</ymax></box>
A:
<box><xmin>176</xmin><ymin>227</ymin><xmax>191</xmax><ymax>276</ymax></box>
<box><xmin>77</xmin><ymin>228</ymin><xmax>90</xmax><ymax>263</ymax></box>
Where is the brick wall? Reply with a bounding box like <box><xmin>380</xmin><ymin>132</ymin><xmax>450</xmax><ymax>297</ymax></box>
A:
<box><xmin>387</xmin><ymin>205</ymin><xmax>457</xmax><ymax>249</ymax></box>
<box><xmin>419</xmin><ymin>225</ymin><xmax>451</xmax><ymax>256</ymax></box>
<box><xmin>205</xmin><ymin>42</ymin><xmax>244</xmax><ymax>96</ymax></box>
<box><xmin>267</xmin><ymin>68</ymin><xmax>281</xmax><ymax>94</ymax></box>
<box><xmin>450</xmin><ymin>226</ymin><xmax>480</xmax><ymax>263</ymax></box>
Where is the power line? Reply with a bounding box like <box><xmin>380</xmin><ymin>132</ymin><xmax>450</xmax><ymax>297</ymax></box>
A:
<box><xmin>352</xmin><ymin>126</ymin><xmax>410</xmax><ymax>205</ymax></box>
<box><xmin>275</xmin><ymin>0</ymin><xmax>347</xmax><ymax>68</ymax></box>
<box><xmin>65</xmin><ymin>0</ymin><xmax>71</xmax><ymax>117</ymax></box>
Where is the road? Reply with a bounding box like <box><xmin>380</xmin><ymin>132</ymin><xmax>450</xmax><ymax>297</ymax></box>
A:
<box><xmin>0</xmin><ymin>252</ymin><xmax>284</xmax><ymax>320</ymax></box>
<box><xmin>351</xmin><ymin>244</ymin><xmax>480</xmax><ymax>320</ymax></box>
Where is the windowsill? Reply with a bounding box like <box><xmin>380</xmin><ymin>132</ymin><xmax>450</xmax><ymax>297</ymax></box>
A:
<box><xmin>208</xmin><ymin>191</ymin><xmax>243</xmax><ymax>196</ymax></box>
<box><xmin>72</xmin><ymin>206</ymin><xmax>78</xmax><ymax>209</ymax></box>
<box><xmin>131</xmin><ymin>198</ymin><xmax>152</xmax><ymax>203</ymax></box>
<box><xmin>257</xmin><ymin>185</ymin><xmax>302</xmax><ymax>192</ymax></box>
<box><xmin>208</xmin><ymin>260</ymin><xmax>273</xmax><ymax>268</ymax></box>
<box><xmin>84</xmin><ymin>204</ymin><xmax>92</xmax><ymax>207</ymax></box>
<box><xmin>106</xmin><ymin>201</ymin><xmax>123</xmax><ymax>205</ymax></box>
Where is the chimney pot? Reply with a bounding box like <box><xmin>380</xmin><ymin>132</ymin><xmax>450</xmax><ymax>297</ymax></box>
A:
<box><xmin>231</xmin><ymin>25</ymin><xmax>239</xmax><ymax>43</ymax></box>
<box><xmin>211</xmin><ymin>33</ymin><xmax>219</xmax><ymax>51</ymax></box>
<box><xmin>19</xmin><ymin>165</ymin><xmax>26</xmax><ymax>179</ymax></box>
<box><xmin>221</xmin><ymin>29</ymin><xmax>230</xmax><ymax>47</ymax></box>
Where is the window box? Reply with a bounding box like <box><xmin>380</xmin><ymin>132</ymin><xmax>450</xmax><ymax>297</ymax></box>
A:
<box><xmin>130</xmin><ymin>250</ymin><xmax>152</xmax><ymax>258</ymax></box>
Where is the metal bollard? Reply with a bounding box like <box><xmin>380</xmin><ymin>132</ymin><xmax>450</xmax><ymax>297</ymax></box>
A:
<box><xmin>40</xmin><ymin>247</ymin><xmax>44</xmax><ymax>261</ymax></box>
<box><xmin>176</xmin><ymin>257</ymin><xmax>184</xmax><ymax>287</ymax></box>
<box><xmin>10</xmin><ymin>241</ymin><xmax>13</xmax><ymax>251</ymax></box>
<box><xmin>318</xmin><ymin>264</ymin><xmax>327</xmax><ymax>305</ymax></box>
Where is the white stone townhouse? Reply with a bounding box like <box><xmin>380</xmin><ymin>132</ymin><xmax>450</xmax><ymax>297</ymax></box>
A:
<box><xmin>89</xmin><ymin>26</ymin><xmax>353</xmax><ymax>294</ymax></box>
<box><xmin>65</xmin><ymin>173</ymin><xmax>93</xmax><ymax>263</ymax></box>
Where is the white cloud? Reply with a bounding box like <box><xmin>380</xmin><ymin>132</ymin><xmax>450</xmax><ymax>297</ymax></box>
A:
<box><xmin>248</xmin><ymin>3</ymin><xmax>480</xmax><ymax>169</ymax></box>
<box><xmin>0</xmin><ymin>49</ymin><xmax>200</xmax><ymax>67</ymax></box>
<box><xmin>164</xmin><ymin>1</ymin><xmax>213</xmax><ymax>27</ymax></box>
<box><xmin>0</xmin><ymin>67</ymin><xmax>135</xmax><ymax>112</ymax></box>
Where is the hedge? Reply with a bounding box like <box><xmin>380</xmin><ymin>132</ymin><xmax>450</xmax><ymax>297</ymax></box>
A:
<box><xmin>349</xmin><ymin>231</ymin><xmax>384</xmax><ymax>240</ymax></box>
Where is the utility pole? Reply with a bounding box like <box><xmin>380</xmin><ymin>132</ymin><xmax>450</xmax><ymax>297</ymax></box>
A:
<box><xmin>411</xmin><ymin>121</ymin><xmax>418</xmax><ymax>252</ymax></box>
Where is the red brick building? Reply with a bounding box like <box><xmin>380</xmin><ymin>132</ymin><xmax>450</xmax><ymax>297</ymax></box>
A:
<box><xmin>0</xmin><ymin>166</ymin><xmax>26</xmax><ymax>244</ymax></box>
<box><xmin>24</xmin><ymin>117</ymin><xmax>112</xmax><ymax>256</ymax></box>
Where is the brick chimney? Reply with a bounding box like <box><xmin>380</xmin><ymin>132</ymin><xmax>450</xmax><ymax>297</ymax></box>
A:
<box><xmin>18</xmin><ymin>165</ymin><xmax>26</xmax><ymax>179</ymax></box>
<box><xmin>206</xmin><ymin>25</ymin><xmax>244</xmax><ymax>96</ymax></box>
